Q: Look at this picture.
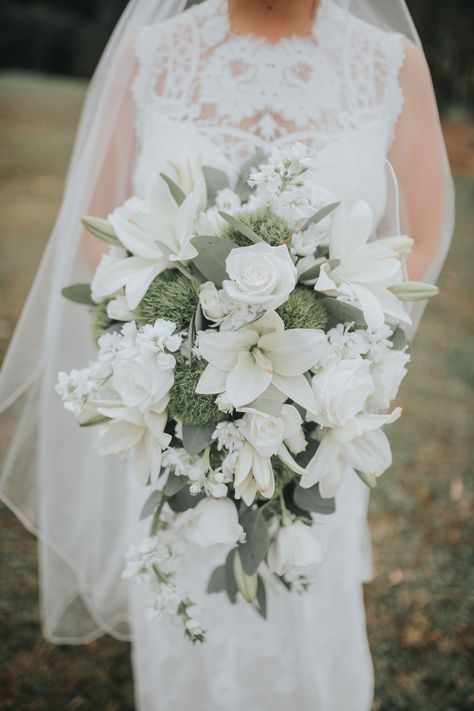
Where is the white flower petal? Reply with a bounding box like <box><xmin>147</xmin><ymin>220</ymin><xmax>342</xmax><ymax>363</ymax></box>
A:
<box><xmin>226</xmin><ymin>350</ymin><xmax>272</xmax><ymax>408</ymax></box>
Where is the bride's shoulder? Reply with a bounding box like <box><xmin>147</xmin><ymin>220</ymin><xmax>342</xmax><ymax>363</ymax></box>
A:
<box><xmin>134</xmin><ymin>0</ymin><xmax>223</xmax><ymax>52</ymax></box>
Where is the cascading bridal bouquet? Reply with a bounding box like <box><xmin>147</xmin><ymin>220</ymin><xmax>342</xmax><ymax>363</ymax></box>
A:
<box><xmin>56</xmin><ymin>143</ymin><xmax>438</xmax><ymax>643</ymax></box>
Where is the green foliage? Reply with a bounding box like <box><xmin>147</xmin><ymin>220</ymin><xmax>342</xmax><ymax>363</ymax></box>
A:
<box><xmin>277</xmin><ymin>287</ymin><xmax>328</xmax><ymax>330</ymax></box>
<box><xmin>90</xmin><ymin>301</ymin><xmax>112</xmax><ymax>345</ymax></box>
<box><xmin>168</xmin><ymin>359</ymin><xmax>227</xmax><ymax>427</ymax></box>
<box><xmin>238</xmin><ymin>507</ymin><xmax>270</xmax><ymax>575</ymax></box>
<box><xmin>272</xmin><ymin>457</ymin><xmax>296</xmax><ymax>497</ymax></box>
<box><xmin>134</xmin><ymin>269</ymin><xmax>199</xmax><ymax>330</ymax></box>
<box><xmin>220</xmin><ymin>207</ymin><xmax>292</xmax><ymax>248</ymax></box>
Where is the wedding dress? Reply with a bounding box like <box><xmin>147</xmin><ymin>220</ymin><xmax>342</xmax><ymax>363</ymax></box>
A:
<box><xmin>128</xmin><ymin>1</ymin><xmax>402</xmax><ymax>708</ymax></box>
<box><xmin>0</xmin><ymin>1</ymin><xmax>454</xmax><ymax>710</ymax></box>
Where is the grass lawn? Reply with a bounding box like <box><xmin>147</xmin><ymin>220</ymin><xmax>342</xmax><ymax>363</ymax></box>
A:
<box><xmin>0</xmin><ymin>72</ymin><xmax>472</xmax><ymax>710</ymax></box>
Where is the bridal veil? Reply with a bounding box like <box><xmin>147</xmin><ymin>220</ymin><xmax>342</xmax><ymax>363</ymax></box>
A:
<box><xmin>0</xmin><ymin>0</ymin><xmax>454</xmax><ymax>643</ymax></box>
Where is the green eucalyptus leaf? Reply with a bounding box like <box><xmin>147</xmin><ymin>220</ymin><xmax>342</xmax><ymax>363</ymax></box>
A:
<box><xmin>163</xmin><ymin>473</ymin><xmax>187</xmax><ymax>496</ymax></box>
<box><xmin>321</xmin><ymin>296</ymin><xmax>367</xmax><ymax>327</ymax></box>
<box><xmin>293</xmin><ymin>482</ymin><xmax>336</xmax><ymax>515</ymax></box>
<box><xmin>160</xmin><ymin>173</ymin><xmax>186</xmax><ymax>205</ymax></box>
<box><xmin>254</xmin><ymin>575</ymin><xmax>267</xmax><ymax>619</ymax></box>
<box><xmin>140</xmin><ymin>490</ymin><xmax>163</xmax><ymax>521</ymax></box>
<box><xmin>81</xmin><ymin>216</ymin><xmax>121</xmax><ymax>246</ymax></box>
<box><xmin>202</xmin><ymin>165</ymin><xmax>230</xmax><ymax>202</ymax></box>
<box><xmin>182</xmin><ymin>423</ymin><xmax>215</xmax><ymax>455</ymax></box>
<box><xmin>190</xmin><ymin>235</ymin><xmax>238</xmax><ymax>287</ymax></box>
<box><xmin>299</xmin><ymin>259</ymin><xmax>341</xmax><ymax>283</ymax></box>
<box><xmin>194</xmin><ymin>302</ymin><xmax>204</xmax><ymax>332</ymax></box>
<box><xmin>301</xmin><ymin>202</ymin><xmax>340</xmax><ymax>232</ymax></box>
<box><xmin>295</xmin><ymin>438</ymin><xmax>318</xmax><ymax>468</ymax></box>
<box><xmin>218</xmin><ymin>211</ymin><xmax>262</xmax><ymax>244</ymax></box>
<box><xmin>238</xmin><ymin>507</ymin><xmax>270</xmax><ymax>575</ymax></box>
<box><xmin>61</xmin><ymin>283</ymin><xmax>95</xmax><ymax>306</ymax></box>
<box><xmin>225</xmin><ymin>549</ymin><xmax>238</xmax><ymax>603</ymax></box>
<box><xmin>167</xmin><ymin>487</ymin><xmax>204</xmax><ymax>513</ymax></box>
<box><xmin>207</xmin><ymin>565</ymin><xmax>227</xmax><ymax>594</ymax></box>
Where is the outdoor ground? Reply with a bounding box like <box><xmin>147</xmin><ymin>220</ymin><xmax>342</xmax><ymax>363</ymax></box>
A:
<box><xmin>0</xmin><ymin>73</ymin><xmax>472</xmax><ymax>710</ymax></box>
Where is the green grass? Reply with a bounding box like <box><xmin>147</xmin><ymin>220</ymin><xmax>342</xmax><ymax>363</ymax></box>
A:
<box><xmin>0</xmin><ymin>72</ymin><xmax>472</xmax><ymax>710</ymax></box>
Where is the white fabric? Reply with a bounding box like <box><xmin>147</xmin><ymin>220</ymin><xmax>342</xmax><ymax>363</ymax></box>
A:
<box><xmin>0</xmin><ymin>0</ymin><xmax>454</xmax><ymax>710</ymax></box>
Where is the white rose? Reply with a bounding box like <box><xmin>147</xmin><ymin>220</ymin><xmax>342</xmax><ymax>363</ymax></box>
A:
<box><xmin>186</xmin><ymin>497</ymin><xmax>244</xmax><ymax>547</ymax></box>
<box><xmin>223</xmin><ymin>242</ymin><xmax>297</xmax><ymax>310</ymax></box>
<box><xmin>238</xmin><ymin>411</ymin><xmax>285</xmax><ymax>458</ymax></box>
<box><xmin>310</xmin><ymin>358</ymin><xmax>374</xmax><ymax>427</ymax></box>
<box><xmin>267</xmin><ymin>521</ymin><xmax>324</xmax><ymax>577</ymax></box>
<box><xmin>367</xmin><ymin>349</ymin><xmax>410</xmax><ymax>411</ymax></box>
<box><xmin>199</xmin><ymin>282</ymin><xmax>231</xmax><ymax>322</ymax></box>
<box><xmin>112</xmin><ymin>354</ymin><xmax>174</xmax><ymax>412</ymax></box>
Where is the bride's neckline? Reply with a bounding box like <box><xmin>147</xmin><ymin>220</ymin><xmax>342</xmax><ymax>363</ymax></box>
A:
<box><xmin>220</xmin><ymin>0</ymin><xmax>328</xmax><ymax>47</ymax></box>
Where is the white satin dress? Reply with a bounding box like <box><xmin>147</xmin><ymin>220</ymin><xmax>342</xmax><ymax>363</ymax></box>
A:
<box><xmin>125</xmin><ymin>0</ymin><xmax>407</xmax><ymax>708</ymax></box>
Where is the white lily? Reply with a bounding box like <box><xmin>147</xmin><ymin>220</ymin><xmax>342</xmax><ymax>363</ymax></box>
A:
<box><xmin>196</xmin><ymin>310</ymin><xmax>325</xmax><ymax>411</ymax></box>
<box><xmin>233</xmin><ymin>404</ymin><xmax>307</xmax><ymax>505</ymax></box>
<box><xmin>314</xmin><ymin>201</ymin><xmax>411</xmax><ymax>330</ymax></box>
<box><xmin>300</xmin><ymin>408</ymin><xmax>402</xmax><ymax>497</ymax></box>
<box><xmin>97</xmin><ymin>404</ymin><xmax>171</xmax><ymax>485</ymax></box>
<box><xmin>91</xmin><ymin>174</ymin><xmax>206</xmax><ymax>310</ymax></box>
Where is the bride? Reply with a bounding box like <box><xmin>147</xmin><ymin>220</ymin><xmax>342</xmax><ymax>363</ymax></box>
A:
<box><xmin>0</xmin><ymin>1</ymin><xmax>454</xmax><ymax>709</ymax></box>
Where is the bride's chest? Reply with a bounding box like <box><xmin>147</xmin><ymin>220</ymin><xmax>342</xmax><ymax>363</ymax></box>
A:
<box><xmin>132</xmin><ymin>10</ymin><xmax>401</xmax><ymax>227</ymax></box>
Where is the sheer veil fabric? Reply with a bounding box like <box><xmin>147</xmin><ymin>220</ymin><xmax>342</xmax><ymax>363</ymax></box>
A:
<box><xmin>0</xmin><ymin>0</ymin><xmax>453</xmax><ymax>692</ymax></box>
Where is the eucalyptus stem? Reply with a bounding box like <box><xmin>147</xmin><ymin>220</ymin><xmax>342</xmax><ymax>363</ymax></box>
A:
<box><xmin>149</xmin><ymin>495</ymin><xmax>166</xmax><ymax>536</ymax></box>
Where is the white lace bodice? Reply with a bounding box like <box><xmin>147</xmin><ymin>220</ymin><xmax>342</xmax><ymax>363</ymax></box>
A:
<box><xmin>132</xmin><ymin>0</ymin><xmax>405</xmax><ymax>228</ymax></box>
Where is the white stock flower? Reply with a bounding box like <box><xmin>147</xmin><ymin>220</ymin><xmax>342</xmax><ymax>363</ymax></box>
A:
<box><xmin>215</xmin><ymin>187</ymin><xmax>241</xmax><ymax>211</ymax></box>
<box><xmin>367</xmin><ymin>348</ymin><xmax>410</xmax><ymax>412</ymax></box>
<box><xmin>309</xmin><ymin>358</ymin><xmax>375</xmax><ymax>428</ymax></box>
<box><xmin>267</xmin><ymin>521</ymin><xmax>324</xmax><ymax>577</ymax></box>
<box><xmin>223</xmin><ymin>242</ymin><xmax>297</xmax><ymax>310</ymax></box>
<box><xmin>97</xmin><ymin>406</ymin><xmax>171</xmax><ymax>484</ymax></box>
<box><xmin>300</xmin><ymin>408</ymin><xmax>402</xmax><ymax>497</ymax></box>
<box><xmin>314</xmin><ymin>201</ymin><xmax>411</xmax><ymax>330</ymax></box>
<box><xmin>135</xmin><ymin>319</ymin><xmax>182</xmax><ymax>357</ymax></box>
<box><xmin>196</xmin><ymin>310</ymin><xmax>324</xmax><ymax>411</ymax></box>
<box><xmin>92</xmin><ymin>173</ymin><xmax>206</xmax><ymax>309</ymax></box>
<box><xmin>186</xmin><ymin>497</ymin><xmax>244</xmax><ymax>547</ymax></box>
<box><xmin>291</xmin><ymin>220</ymin><xmax>329</xmax><ymax>256</ymax></box>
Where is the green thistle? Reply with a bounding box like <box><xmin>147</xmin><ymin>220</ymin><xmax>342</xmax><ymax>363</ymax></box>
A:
<box><xmin>90</xmin><ymin>302</ymin><xmax>113</xmax><ymax>345</ymax></box>
<box><xmin>168</xmin><ymin>359</ymin><xmax>227</xmax><ymax>426</ymax></box>
<box><xmin>220</xmin><ymin>207</ymin><xmax>292</xmax><ymax>247</ymax></box>
<box><xmin>135</xmin><ymin>269</ymin><xmax>200</xmax><ymax>330</ymax></box>
<box><xmin>277</xmin><ymin>287</ymin><xmax>328</xmax><ymax>330</ymax></box>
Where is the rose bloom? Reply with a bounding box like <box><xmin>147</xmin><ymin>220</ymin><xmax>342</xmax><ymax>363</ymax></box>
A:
<box><xmin>186</xmin><ymin>497</ymin><xmax>244</xmax><ymax>547</ymax></box>
<box><xmin>267</xmin><ymin>521</ymin><xmax>324</xmax><ymax>577</ymax></box>
<box><xmin>223</xmin><ymin>241</ymin><xmax>297</xmax><ymax>310</ymax></box>
<box><xmin>310</xmin><ymin>358</ymin><xmax>374</xmax><ymax>427</ymax></box>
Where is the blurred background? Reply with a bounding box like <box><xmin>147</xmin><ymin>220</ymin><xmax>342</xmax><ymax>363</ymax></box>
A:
<box><xmin>0</xmin><ymin>1</ymin><xmax>473</xmax><ymax>709</ymax></box>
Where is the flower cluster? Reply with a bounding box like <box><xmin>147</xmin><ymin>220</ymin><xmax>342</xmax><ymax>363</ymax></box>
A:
<box><xmin>57</xmin><ymin>144</ymin><xmax>437</xmax><ymax>643</ymax></box>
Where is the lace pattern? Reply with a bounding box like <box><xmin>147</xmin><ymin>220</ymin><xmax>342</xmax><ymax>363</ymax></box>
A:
<box><xmin>132</xmin><ymin>0</ymin><xmax>405</xmax><ymax>172</ymax></box>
